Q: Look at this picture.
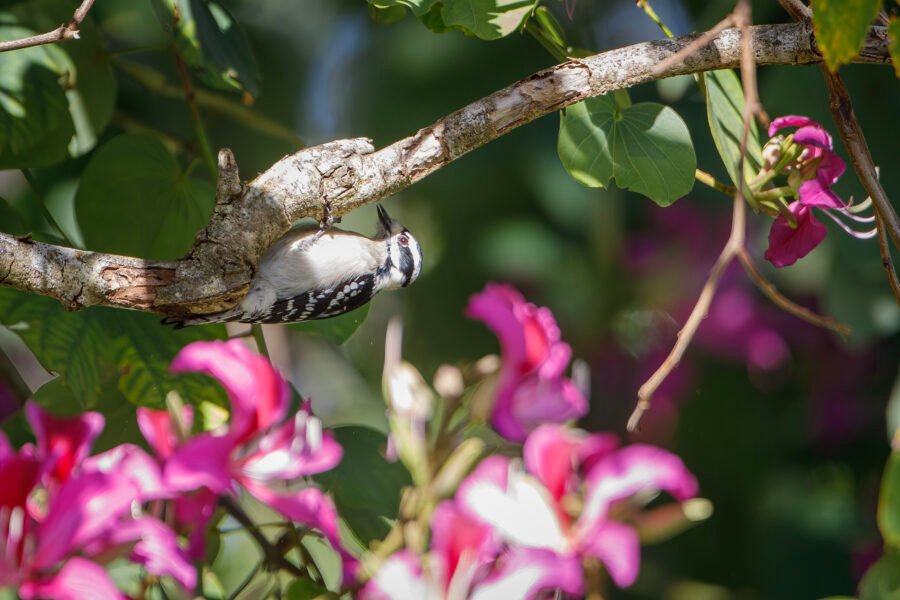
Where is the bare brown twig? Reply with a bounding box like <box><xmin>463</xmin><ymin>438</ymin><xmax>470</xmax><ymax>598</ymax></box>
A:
<box><xmin>875</xmin><ymin>211</ymin><xmax>900</xmax><ymax>306</ymax></box>
<box><xmin>651</xmin><ymin>14</ymin><xmax>734</xmax><ymax>76</ymax></box>
<box><xmin>0</xmin><ymin>0</ymin><xmax>96</xmax><ymax>53</ymax></box>
<box><xmin>737</xmin><ymin>249</ymin><xmax>851</xmax><ymax>335</ymax></box>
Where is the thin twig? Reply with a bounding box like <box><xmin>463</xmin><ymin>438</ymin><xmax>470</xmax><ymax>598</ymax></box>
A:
<box><xmin>737</xmin><ymin>248</ymin><xmax>852</xmax><ymax>336</ymax></box>
<box><xmin>171</xmin><ymin>48</ymin><xmax>218</xmax><ymax>179</ymax></box>
<box><xmin>629</xmin><ymin>0</ymin><xmax>758</xmax><ymax>431</ymax></box>
<box><xmin>220</xmin><ymin>496</ymin><xmax>306</xmax><ymax>577</ymax></box>
<box><xmin>651</xmin><ymin>14</ymin><xmax>734</xmax><ymax>76</ymax></box>
<box><xmin>875</xmin><ymin>211</ymin><xmax>900</xmax><ymax>306</ymax></box>
<box><xmin>0</xmin><ymin>0</ymin><xmax>96</xmax><ymax>53</ymax></box>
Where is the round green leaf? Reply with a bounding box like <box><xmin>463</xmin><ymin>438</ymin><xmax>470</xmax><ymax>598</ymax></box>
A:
<box><xmin>75</xmin><ymin>134</ymin><xmax>214</xmax><ymax>259</ymax></box>
<box><xmin>440</xmin><ymin>0</ymin><xmax>536</xmax><ymax>40</ymax></box>
<box><xmin>558</xmin><ymin>96</ymin><xmax>696</xmax><ymax>206</ymax></box>
<box><xmin>368</xmin><ymin>0</ymin><xmax>439</xmax><ymax>17</ymax></box>
<box><xmin>0</xmin><ymin>22</ymin><xmax>75</xmax><ymax>168</ymax></box>
<box><xmin>313</xmin><ymin>426</ymin><xmax>411</xmax><ymax>545</ymax></box>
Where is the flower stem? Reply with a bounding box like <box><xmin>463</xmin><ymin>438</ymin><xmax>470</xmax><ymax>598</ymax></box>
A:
<box><xmin>251</xmin><ymin>324</ymin><xmax>270</xmax><ymax>358</ymax></box>
<box><xmin>635</xmin><ymin>0</ymin><xmax>674</xmax><ymax>38</ymax></box>
<box><xmin>171</xmin><ymin>46</ymin><xmax>217</xmax><ymax>180</ymax></box>
<box><xmin>695</xmin><ymin>169</ymin><xmax>736</xmax><ymax>196</ymax></box>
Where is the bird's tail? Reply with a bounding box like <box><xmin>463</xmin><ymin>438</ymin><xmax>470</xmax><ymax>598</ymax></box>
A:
<box><xmin>161</xmin><ymin>307</ymin><xmax>243</xmax><ymax>329</ymax></box>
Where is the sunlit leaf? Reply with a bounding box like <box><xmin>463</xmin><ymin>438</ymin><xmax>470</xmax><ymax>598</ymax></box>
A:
<box><xmin>703</xmin><ymin>69</ymin><xmax>762</xmax><ymax>194</ymax></box>
<box><xmin>812</xmin><ymin>0</ymin><xmax>883</xmax><ymax>71</ymax></box>
<box><xmin>367</xmin><ymin>0</ymin><xmax>439</xmax><ymax>17</ymax></box>
<box><xmin>151</xmin><ymin>0</ymin><xmax>260</xmax><ymax>96</ymax></box>
<box><xmin>75</xmin><ymin>134</ymin><xmax>214</xmax><ymax>260</ymax></box>
<box><xmin>441</xmin><ymin>0</ymin><xmax>537</xmax><ymax>40</ymax></box>
<box><xmin>0</xmin><ymin>22</ymin><xmax>74</xmax><ymax>168</ymax></box>
<box><xmin>558</xmin><ymin>95</ymin><xmax>696</xmax><ymax>205</ymax></box>
<box><xmin>889</xmin><ymin>16</ymin><xmax>900</xmax><ymax>78</ymax></box>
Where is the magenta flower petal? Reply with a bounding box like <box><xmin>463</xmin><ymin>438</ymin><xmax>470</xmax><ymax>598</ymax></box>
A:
<box><xmin>238</xmin><ymin>411</ymin><xmax>342</xmax><ymax>481</ymax></box>
<box><xmin>84</xmin><ymin>444</ymin><xmax>167</xmax><ymax>501</ymax></box>
<box><xmin>174</xmin><ymin>488</ymin><xmax>219</xmax><ymax>560</ymax></box>
<box><xmin>768</xmin><ymin>115</ymin><xmax>818</xmax><ymax>136</ymax></box>
<box><xmin>360</xmin><ymin>551</ymin><xmax>427</xmax><ymax>600</ymax></box>
<box><xmin>26</xmin><ymin>401</ymin><xmax>104</xmax><ymax>483</ymax></box>
<box><xmin>469</xmin><ymin>548</ymin><xmax>583</xmax><ymax>600</ymax></box>
<box><xmin>798</xmin><ymin>179</ymin><xmax>845</xmax><ymax>209</ymax></box>
<box><xmin>33</xmin><ymin>471</ymin><xmax>137</xmax><ymax>569</ymax></box>
<box><xmin>137</xmin><ymin>406</ymin><xmax>193</xmax><ymax>460</ymax></box>
<box><xmin>104</xmin><ymin>517</ymin><xmax>197</xmax><ymax>590</ymax></box>
<box><xmin>495</xmin><ymin>377</ymin><xmax>588</xmax><ymax>442</ymax></box>
<box><xmin>0</xmin><ymin>447</ymin><xmax>40</xmax><ymax>509</ymax></box>
<box><xmin>523</xmin><ymin>425</ymin><xmax>583</xmax><ymax>502</ymax></box>
<box><xmin>811</xmin><ymin>150</ymin><xmax>846</xmax><ymax>188</ymax></box>
<box><xmin>579</xmin><ymin>520</ymin><xmax>641</xmax><ymax>587</ymax></box>
<box><xmin>19</xmin><ymin>557</ymin><xmax>126</xmax><ymax>600</ymax></box>
<box><xmin>468</xmin><ymin>284</ymin><xmax>588</xmax><ymax>442</ymax></box>
<box><xmin>165</xmin><ymin>432</ymin><xmax>235</xmax><ymax>494</ymax></box>
<box><xmin>791</xmin><ymin>124</ymin><xmax>833</xmax><ymax>150</ymax></box>
<box><xmin>171</xmin><ymin>340</ymin><xmax>290</xmax><ymax>441</ymax></box>
<box><xmin>430</xmin><ymin>501</ymin><xmax>496</xmax><ymax>589</ymax></box>
<box><xmin>764</xmin><ymin>202</ymin><xmax>828</xmax><ymax>268</ymax></box>
<box><xmin>456</xmin><ymin>455</ymin><xmax>510</xmax><ymax>522</ymax></box>
<box><xmin>579</xmin><ymin>445</ymin><xmax>698</xmax><ymax>536</ymax></box>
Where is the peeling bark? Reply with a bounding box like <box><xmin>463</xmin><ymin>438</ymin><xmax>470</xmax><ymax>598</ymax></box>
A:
<box><xmin>0</xmin><ymin>22</ymin><xmax>892</xmax><ymax>317</ymax></box>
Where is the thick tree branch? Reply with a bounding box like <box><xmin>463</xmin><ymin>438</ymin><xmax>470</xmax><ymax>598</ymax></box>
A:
<box><xmin>0</xmin><ymin>22</ymin><xmax>892</xmax><ymax>317</ymax></box>
<box><xmin>0</xmin><ymin>0</ymin><xmax>96</xmax><ymax>53</ymax></box>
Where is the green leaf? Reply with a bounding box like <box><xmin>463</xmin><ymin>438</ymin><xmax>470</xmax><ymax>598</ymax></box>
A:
<box><xmin>812</xmin><ymin>0</ymin><xmax>883</xmax><ymax>71</ymax></box>
<box><xmin>367</xmin><ymin>0</ymin><xmax>439</xmax><ymax>17</ymax></box>
<box><xmin>880</xmin><ymin>452</ymin><xmax>900</xmax><ymax>547</ymax></box>
<box><xmin>889</xmin><ymin>17</ymin><xmax>900</xmax><ymax>78</ymax></box>
<box><xmin>0</xmin><ymin>22</ymin><xmax>75</xmax><ymax>168</ymax></box>
<box><xmin>314</xmin><ymin>427</ymin><xmax>411</xmax><ymax>545</ymax></box>
<box><xmin>0</xmin><ymin>288</ymin><xmax>227</xmax><ymax>410</ymax></box>
<box><xmin>75</xmin><ymin>134</ymin><xmax>214</xmax><ymax>259</ymax></box>
<box><xmin>9</xmin><ymin>0</ymin><xmax>117</xmax><ymax>156</ymax></box>
<box><xmin>703</xmin><ymin>69</ymin><xmax>763</xmax><ymax>193</ymax></box>
<box><xmin>558</xmin><ymin>96</ymin><xmax>696</xmax><ymax>206</ymax></box>
<box><xmin>285</xmin><ymin>578</ymin><xmax>331</xmax><ymax>600</ymax></box>
<box><xmin>152</xmin><ymin>0</ymin><xmax>261</xmax><ymax>97</ymax></box>
<box><xmin>860</xmin><ymin>549</ymin><xmax>900</xmax><ymax>600</ymax></box>
<box><xmin>441</xmin><ymin>0</ymin><xmax>537</xmax><ymax>40</ymax></box>
<box><xmin>287</xmin><ymin>305</ymin><xmax>370</xmax><ymax>345</ymax></box>
<box><xmin>0</xmin><ymin>289</ymin><xmax>111</xmax><ymax>402</ymax></box>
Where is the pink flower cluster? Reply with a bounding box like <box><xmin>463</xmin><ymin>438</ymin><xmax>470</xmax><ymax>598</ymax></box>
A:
<box><xmin>365</xmin><ymin>284</ymin><xmax>698</xmax><ymax>598</ymax></box>
<box><xmin>0</xmin><ymin>339</ymin><xmax>352</xmax><ymax>599</ymax></box>
<box><xmin>0</xmin><ymin>403</ymin><xmax>193</xmax><ymax>598</ymax></box>
<box><xmin>364</xmin><ymin>424</ymin><xmax>698</xmax><ymax>598</ymax></box>
<box><xmin>764</xmin><ymin>116</ymin><xmax>874</xmax><ymax>268</ymax></box>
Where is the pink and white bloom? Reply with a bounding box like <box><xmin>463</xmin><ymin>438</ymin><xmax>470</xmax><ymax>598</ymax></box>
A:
<box><xmin>457</xmin><ymin>425</ymin><xmax>697</xmax><ymax>589</ymax></box>
<box><xmin>155</xmin><ymin>340</ymin><xmax>354</xmax><ymax>580</ymax></box>
<box><xmin>467</xmin><ymin>284</ymin><xmax>588</xmax><ymax>442</ymax></box>
<box><xmin>0</xmin><ymin>403</ymin><xmax>194</xmax><ymax>599</ymax></box>
<box><xmin>362</xmin><ymin>501</ymin><xmax>582</xmax><ymax>599</ymax></box>
<box><xmin>764</xmin><ymin>116</ymin><xmax>874</xmax><ymax>267</ymax></box>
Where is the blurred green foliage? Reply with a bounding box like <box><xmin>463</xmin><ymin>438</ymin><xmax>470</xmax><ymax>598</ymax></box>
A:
<box><xmin>0</xmin><ymin>0</ymin><xmax>898</xmax><ymax>597</ymax></box>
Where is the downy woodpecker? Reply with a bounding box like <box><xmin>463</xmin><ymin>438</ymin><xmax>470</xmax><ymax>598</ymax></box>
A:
<box><xmin>166</xmin><ymin>206</ymin><xmax>423</xmax><ymax>328</ymax></box>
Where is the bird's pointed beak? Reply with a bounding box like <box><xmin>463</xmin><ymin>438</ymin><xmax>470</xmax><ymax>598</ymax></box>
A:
<box><xmin>376</xmin><ymin>205</ymin><xmax>393</xmax><ymax>237</ymax></box>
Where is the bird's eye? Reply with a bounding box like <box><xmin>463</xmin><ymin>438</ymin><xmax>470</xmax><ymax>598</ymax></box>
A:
<box><xmin>399</xmin><ymin>235</ymin><xmax>409</xmax><ymax>247</ymax></box>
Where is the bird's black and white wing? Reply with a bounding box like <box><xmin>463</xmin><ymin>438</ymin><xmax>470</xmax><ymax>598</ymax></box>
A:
<box><xmin>243</xmin><ymin>273</ymin><xmax>377</xmax><ymax>323</ymax></box>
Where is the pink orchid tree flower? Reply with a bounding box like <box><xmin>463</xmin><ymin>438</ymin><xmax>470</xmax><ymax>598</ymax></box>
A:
<box><xmin>362</xmin><ymin>500</ymin><xmax>582</xmax><ymax>599</ymax></box>
<box><xmin>764</xmin><ymin>116</ymin><xmax>875</xmax><ymax>267</ymax></box>
<box><xmin>467</xmin><ymin>284</ymin><xmax>588</xmax><ymax>442</ymax></box>
<box><xmin>154</xmin><ymin>340</ymin><xmax>355</xmax><ymax>581</ymax></box>
<box><xmin>456</xmin><ymin>424</ymin><xmax>697</xmax><ymax>590</ymax></box>
<box><xmin>0</xmin><ymin>403</ymin><xmax>195</xmax><ymax>599</ymax></box>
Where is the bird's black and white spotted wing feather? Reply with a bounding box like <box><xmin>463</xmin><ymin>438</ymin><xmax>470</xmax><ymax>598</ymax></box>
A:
<box><xmin>243</xmin><ymin>273</ymin><xmax>377</xmax><ymax>324</ymax></box>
